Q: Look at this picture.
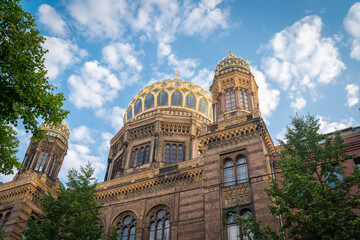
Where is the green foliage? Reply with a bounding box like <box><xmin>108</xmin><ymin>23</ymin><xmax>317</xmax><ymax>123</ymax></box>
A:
<box><xmin>22</xmin><ymin>164</ymin><xmax>103</xmax><ymax>240</ymax></box>
<box><xmin>235</xmin><ymin>114</ymin><xmax>360</xmax><ymax>240</ymax></box>
<box><xmin>109</xmin><ymin>226</ymin><xmax>120</xmax><ymax>240</ymax></box>
<box><xmin>0</xmin><ymin>0</ymin><xmax>69</xmax><ymax>174</ymax></box>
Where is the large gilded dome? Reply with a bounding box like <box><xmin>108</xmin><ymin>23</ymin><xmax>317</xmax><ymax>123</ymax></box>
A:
<box><xmin>214</xmin><ymin>51</ymin><xmax>250</xmax><ymax>77</ymax></box>
<box><xmin>124</xmin><ymin>79</ymin><xmax>213</xmax><ymax>124</ymax></box>
<box><xmin>40</xmin><ymin>119</ymin><xmax>70</xmax><ymax>143</ymax></box>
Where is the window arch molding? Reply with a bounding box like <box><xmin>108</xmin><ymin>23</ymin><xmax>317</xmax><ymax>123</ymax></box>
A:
<box><xmin>144</xmin><ymin>204</ymin><xmax>173</xmax><ymax>240</ymax></box>
<box><xmin>223</xmin><ymin>154</ymin><xmax>249</xmax><ymax>186</ymax></box>
<box><xmin>224</xmin><ymin>208</ymin><xmax>253</xmax><ymax>240</ymax></box>
<box><xmin>112</xmin><ymin>210</ymin><xmax>138</xmax><ymax>240</ymax></box>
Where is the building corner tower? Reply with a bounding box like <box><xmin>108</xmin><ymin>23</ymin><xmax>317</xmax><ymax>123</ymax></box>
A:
<box><xmin>0</xmin><ymin>120</ymin><xmax>70</xmax><ymax>240</ymax></box>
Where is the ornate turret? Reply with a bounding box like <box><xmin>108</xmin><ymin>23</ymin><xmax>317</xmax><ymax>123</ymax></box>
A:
<box><xmin>210</xmin><ymin>51</ymin><xmax>260</xmax><ymax>123</ymax></box>
<box><xmin>19</xmin><ymin>120</ymin><xmax>70</xmax><ymax>185</ymax></box>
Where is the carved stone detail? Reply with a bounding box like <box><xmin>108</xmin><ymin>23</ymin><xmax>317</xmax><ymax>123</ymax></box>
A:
<box><xmin>128</xmin><ymin>123</ymin><xmax>155</xmax><ymax>141</ymax></box>
<box><xmin>161</xmin><ymin>123</ymin><xmax>190</xmax><ymax>135</ymax></box>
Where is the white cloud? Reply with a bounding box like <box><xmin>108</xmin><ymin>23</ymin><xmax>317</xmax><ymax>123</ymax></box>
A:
<box><xmin>38</xmin><ymin>4</ymin><xmax>68</xmax><ymax>37</ymax></box>
<box><xmin>147</xmin><ymin>72</ymin><xmax>173</xmax><ymax>86</ymax></box>
<box><xmin>102</xmin><ymin>42</ymin><xmax>143</xmax><ymax>72</ymax></box>
<box><xmin>182</xmin><ymin>0</ymin><xmax>229</xmax><ymax>38</ymax></box>
<box><xmin>191</xmin><ymin>68</ymin><xmax>213</xmax><ymax>91</ymax></box>
<box><xmin>43</xmin><ymin>37</ymin><xmax>87</xmax><ymax>80</ymax></box>
<box><xmin>67</xmin><ymin>0</ymin><xmax>129</xmax><ymax>39</ymax></box>
<box><xmin>96</xmin><ymin>106</ymin><xmax>126</xmax><ymax>130</ymax></box>
<box><xmin>252</xmin><ymin>67</ymin><xmax>280</xmax><ymax>118</ymax></box>
<box><xmin>72</xmin><ymin>125</ymin><xmax>94</xmax><ymax>144</ymax></box>
<box><xmin>317</xmin><ymin>116</ymin><xmax>356</xmax><ymax>134</ymax></box>
<box><xmin>290</xmin><ymin>96</ymin><xmax>306</xmax><ymax>111</ymax></box>
<box><xmin>99</xmin><ymin>132</ymin><xmax>113</xmax><ymax>154</ymax></box>
<box><xmin>61</xmin><ymin>143</ymin><xmax>106</xmax><ymax>182</ymax></box>
<box><xmin>344</xmin><ymin>3</ymin><xmax>360</xmax><ymax>60</ymax></box>
<box><xmin>167</xmin><ymin>54</ymin><xmax>199</xmax><ymax>78</ymax></box>
<box><xmin>261</xmin><ymin>15</ymin><xmax>345</xmax><ymax>111</ymax></box>
<box><xmin>345</xmin><ymin>83</ymin><xmax>360</xmax><ymax>107</ymax></box>
<box><xmin>68</xmin><ymin>61</ymin><xmax>122</xmax><ymax>109</ymax></box>
<box><xmin>344</xmin><ymin>2</ymin><xmax>360</xmax><ymax>39</ymax></box>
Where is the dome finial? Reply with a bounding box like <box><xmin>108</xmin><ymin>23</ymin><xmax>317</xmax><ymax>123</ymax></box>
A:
<box><xmin>174</xmin><ymin>69</ymin><xmax>180</xmax><ymax>80</ymax></box>
<box><xmin>229</xmin><ymin>50</ymin><xmax>233</xmax><ymax>57</ymax></box>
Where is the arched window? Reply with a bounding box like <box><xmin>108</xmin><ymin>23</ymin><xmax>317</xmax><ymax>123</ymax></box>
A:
<box><xmin>224</xmin><ymin>160</ymin><xmax>235</xmax><ymax>186</ymax></box>
<box><xmin>1</xmin><ymin>212</ymin><xmax>10</xmax><ymax>231</ymax></box>
<box><xmin>34</xmin><ymin>152</ymin><xmax>49</xmax><ymax>171</ymax></box>
<box><xmin>145</xmin><ymin>94</ymin><xmax>155</xmax><ymax>110</ymax></box>
<box><xmin>170</xmin><ymin>145</ymin><xmax>177</xmax><ymax>163</ymax></box>
<box><xmin>133</xmin><ymin>149</ymin><xmax>139</xmax><ymax>167</ymax></box>
<box><xmin>185</xmin><ymin>93</ymin><xmax>196</xmax><ymax>109</ymax></box>
<box><xmin>165</xmin><ymin>145</ymin><xmax>171</xmax><ymax>163</ymax></box>
<box><xmin>178</xmin><ymin>145</ymin><xmax>184</xmax><ymax>162</ymax></box>
<box><xmin>116</xmin><ymin>215</ymin><xmax>136</xmax><ymax>240</ymax></box>
<box><xmin>139</xmin><ymin>147</ymin><xmax>145</xmax><ymax>165</ymax></box>
<box><xmin>224</xmin><ymin>156</ymin><xmax>249</xmax><ymax>186</ymax></box>
<box><xmin>239</xmin><ymin>90</ymin><xmax>249</xmax><ymax>110</ymax></box>
<box><xmin>198</xmin><ymin>98</ymin><xmax>208</xmax><ymax>115</ymax></box>
<box><xmin>127</xmin><ymin>106</ymin><xmax>133</xmax><ymax>121</ymax></box>
<box><xmin>226</xmin><ymin>212</ymin><xmax>252</xmax><ymax>240</ymax></box>
<box><xmin>236</xmin><ymin>156</ymin><xmax>248</xmax><ymax>183</ymax></box>
<box><xmin>144</xmin><ymin>146</ymin><xmax>150</xmax><ymax>164</ymax></box>
<box><xmin>171</xmin><ymin>91</ymin><xmax>183</xmax><ymax>106</ymax></box>
<box><xmin>46</xmin><ymin>156</ymin><xmax>57</xmax><ymax>177</ymax></box>
<box><xmin>149</xmin><ymin>209</ymin><xmax>171</xmax><ymax>240</ymax></box>
<box><xmin>226</xmin><ymin>89</ymin><xmax>236</xmax><ymax>111</ymax></box>
<box><xmin>227</xmin><ymin>214</ymin><xmax>239</xmax><ymax>240</ymax></box>
<box><xmin>157</xmin><ymin>91</ymin><xmax>168</xmax><ymax>106</ymax></box>
<box><xmin>134</xmin><ymin>99</ymin><xmax>142</xmax><ymax>116</ymax></box>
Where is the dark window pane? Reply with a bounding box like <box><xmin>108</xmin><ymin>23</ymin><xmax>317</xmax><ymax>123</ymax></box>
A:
<box><xmin>185</xmin><ymin>93</ymin><xmax>196</xmax><ymax>109</ymax></box>
<box><xmin>171</xmin><ymin>91</ymin><xmax>183</xmax><ymax>106</ymax></box>
<box><xmin>199</xmin><ymin>98</ymin><xmax>208</xmax><ymax>114</ymax></box>
<box><xmin>157</xmin><ymin>91</ymin><xmax>168</xmax><ymax>106</ymax></box>
<box><xmin>134</xmin><ymin>99</ymin><xmax>142</xmax><ymax>116</ymax></box>
<box><xmin>171</xmin><ymin>145</ymin><xmax>177</xmax><ymax>163</ymax></box>
<box><xmin>165</xmin><ymin>145</ymin><xmax>171</xmax><ymax>163</ymax></box>
<box><xmin>127</xmin><ymin>106</ymin><xmax>133</xmax><ymax>121</ymax></box>
<box><xmin>145</xmin><ymin>94</ymin><xmax>155</xmax><ymax>110</ymax></box>
<box><xmin>123</xmin><ymin>216</ymin><xmax>132</xmax><ymax>225</ymax></box>
<box><xmin>139</xmin><ymin>147</ymin><xmax>145</xmax><ymax>166</ymax></box>
<box><xmin>133</xmin><ymin>149</ymin><xmax>139</xmax><ymax>167</ymax></box>
<box><xmin>178</xmin><ymin>145</ymin><xmax>183</xmax><ymax>162</ymax></box>
<box><xmin>144</xmin><ymin>146</ymin><xmax>150</xmax><ymax>164</ymax></box>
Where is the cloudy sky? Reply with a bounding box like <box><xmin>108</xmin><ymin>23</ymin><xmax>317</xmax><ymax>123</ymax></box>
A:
<box><xmin>2</xmin><ymin>0</ymin><xmax>360</xmax><ymax>183</ymax></box>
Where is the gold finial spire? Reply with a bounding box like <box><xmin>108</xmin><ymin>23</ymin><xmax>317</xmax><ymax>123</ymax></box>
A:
<box><xmin>229</xmin><ymin>50</ymin><xmax>233</xmax><ymax>57</ymax></box>
<box><xmin>174</xmin><ymin>69</ymin><xmax>180</xmax><ymax>79</ymax></box>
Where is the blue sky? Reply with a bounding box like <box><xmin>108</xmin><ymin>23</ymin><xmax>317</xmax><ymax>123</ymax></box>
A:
<box><xmin>2</xmin><ymin>0</ymin><xmax>360</xmax><ymax>183</ymax></box>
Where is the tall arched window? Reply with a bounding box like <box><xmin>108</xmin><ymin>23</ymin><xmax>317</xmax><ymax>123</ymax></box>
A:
<box><xmin>165</xmin><ymin>144</ymin><xmax>171</xmax><ymax>163</ymax></box>
<box><xmin>145</xmin><ymin>94</ymin><xmax>155</xmax><ymax>110</ymax></box>
<box><xmin>134</xmin><ymin>99</ymin><xmax>142</xmax><ymax>116</ymax></box>
<box><xmin>1</xmin><ymin>212</ymin><xmax>10</xmax><ymax>231</ymax></box>
<box><xmin>185</xmin><ymin>93</ymin><xmax>196</xmax><ymax>109</ymax></box>
<box><xmin>178</xmin><ymin>145</ymin><xmax>183</xmax><ymax>162</ymax></box>
<box><xmin>144</xmin><ymin>146</ymin><xmax>150</xmax><ymax>164</ymax></box>
<box><xmin>198</xmin><ymin>98</ymin><xmax>208</xmax><ymax>115</ymax></box>
<box><xmin>149</xmin><ymin>209</ymin><xmax>171</xmax><ymax>240</ymax></box>
<box><xmin>171</xmin><ymin>91</ymin><xmax>183</xmax><ymax>106</ymax></box>
<box><xmin>236</xmin><ymin>156</ymin><xmax>248</xmax><ymax>183</ymax></box>
<box><xmin>224</xmin><ymin>160</ymin><xmax>235</xmax><ymax>186</ymax></box>
<box><xmin>225</xmin><ymin>89</ymin><xmax>236</xmax><ymax>111</ymax></box>
<box><xmin>239</xmin><ymin>90</ymin><xmax>249</xmax><ymax>110</ymax></box>
<box><xmin>226</xmin><ymin>214</ymin><xmax>239</xmax><ymax>240</ymax></box>
<box><xmin>116</xmin><ymin>215</ymin><xmax>136</xmax><ymax>240</ymax></box>
<box><xmin>157</xmin><ymin>91</ymin><xmax>168</xmax><ymax>106</ymax></box>
<box><xmin>132</xmin><ymin>144</ymin><xmax>151</xmax><ymax>167</ymax></box>
<box><xmin>34</xmin><ymin>152</ymin><xmax>49</xmax><ymax>171</ymax></box>
<box><xmin>170</xmin><ymin>145</ymin><xmax>177</xmax><ymax>163</ymax></box>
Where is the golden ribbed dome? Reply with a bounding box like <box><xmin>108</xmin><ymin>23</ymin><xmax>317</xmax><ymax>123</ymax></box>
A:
<box><xmin>40</xmin><ymin>119</ymin><xmax>70</xmax><ymax>142</ymax></box>
<box><xmin>124</xmin><ymin>79</ymin><xmax>213</xmax><ymax>124</ymax></box>
<box><xmin>214</xmin><ymin>51</ymin><xmax>250</xmax><ymax>77</ymax></box>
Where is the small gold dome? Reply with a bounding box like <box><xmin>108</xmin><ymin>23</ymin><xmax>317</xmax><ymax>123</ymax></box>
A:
<box><xmin>124</xmin><ymin>79</ymin><xmax>213</xmax><ymax>124</ymax></box>
<box><xmin>40</xmin><ymin>119</ymin><xmax>70</xmax><ymax>142</ymax></box>
<box><xmin>214</xmin><ymin>51</ymin><xmax>250</xmax><ymax>77</ymax></box>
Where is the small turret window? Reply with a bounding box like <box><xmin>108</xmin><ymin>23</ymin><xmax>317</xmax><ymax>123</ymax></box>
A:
<box><xmin>127</xmin><ymin>106</ymin><xmax>133</xmax><ymax>121</ymax></box>
<box><xmin>185</xmin><ymin>93</ymin><xmax>196</xmax><ymax>109</ymax></box>
<box><xmin>225</xmin><ymin>89</ymin><xmax>236</xmax><ymax>111</ymax></box>
<box><xmin>145</xmin><ymin>94</ymin><xmax>155</xmax><ymax>110</ymax></box>
<box><xmin>132</xmin><ymin>144</ymin><xmax>151</xmax><ymax>167</ymax></box>
<box><xmin>171</xmin><ymin>91</ymin><xmax>183</xmax><ymax>106</ymax></box>
<box><xmin>199</xmin><ymin>98</ymin><xmax>208</xmax><ymax>115</ymax></box>
<box><xmin>239</xmin><ymin>89</ymin><xmax>249</xmax><ymax>110</ymax></box>
<box><xmin>134</xmin><ymin>99</ymin><xmax>142</xmax><ymax>116</ymax></box>
<box><xmin>34</xmin><ymin>152</ymin><xmax>49</xmax><ymax>171</ymax></box>
<box><xmin>164</xmin><ymin>143</ymin><xmax>184</xmax><ymax>163</ymax></box>
<box><xmin>157</xmin><ymin>91</ymin><xmax>168</xmax><ymax>106</ymax></box>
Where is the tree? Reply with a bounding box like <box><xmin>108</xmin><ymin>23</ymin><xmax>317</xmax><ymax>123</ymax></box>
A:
<box><xmin>22</xmin><ymin>164</ymin><xmax>103</xmax><ymax>240</ymax></box>
<box><xmin>0</xmin><ymin>0</ymin><xmax>68</xmax><ymax>174</ymax></box>
<box><xmin>236</xmin><ymin>114</ymin><xmax>360</xmax><ymax>240</ymax></box>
